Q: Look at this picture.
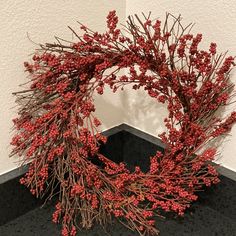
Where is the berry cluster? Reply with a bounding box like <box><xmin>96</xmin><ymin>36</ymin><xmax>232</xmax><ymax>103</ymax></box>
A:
<box><xmin>11</xmin><ymin>11</ymin><xmax>236</xmax><ymax>236</ymax></box>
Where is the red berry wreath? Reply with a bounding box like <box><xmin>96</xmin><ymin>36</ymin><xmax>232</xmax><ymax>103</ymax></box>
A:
<box><xmin>11</xmin><ymin>11</ymin><xmax>236</xmax><ymax>236</ymax></box>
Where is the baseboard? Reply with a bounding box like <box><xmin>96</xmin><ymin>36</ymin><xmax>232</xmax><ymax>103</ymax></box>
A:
<box><xmin>0</xmin><ymin>165</ymin><xmax>29</xmax><ymax>185</ymax></box>
<box><xmin>1</xmin><ymin>123</ymin><xmax>236</xmax><ymax>184</ymax></box>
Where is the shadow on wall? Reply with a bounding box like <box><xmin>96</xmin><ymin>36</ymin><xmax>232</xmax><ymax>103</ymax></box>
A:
<box><xmin>93</xmin><ymin>89</ymin><xmax>124</xmax><ymax>130</ymax></box>
<box><xmin>93</xmin><ymin>83</ymin><xmax>168</xmax><ymax>137</ymax></box>
<box><xmin>121</xmin><ymin>87</ymin><xmax>168</xmax><ymax>137</ymax></box>
<box><xmin>93</xmin><ymin>84</ymin><xmax>169</xmax><ymax>137</ymax></box>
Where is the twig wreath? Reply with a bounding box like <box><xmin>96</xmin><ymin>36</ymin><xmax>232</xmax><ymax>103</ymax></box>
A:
<box><xmin>11</xmin><ymin>11</ymin><xmax>236</xmax><ymax>236</ymax></box>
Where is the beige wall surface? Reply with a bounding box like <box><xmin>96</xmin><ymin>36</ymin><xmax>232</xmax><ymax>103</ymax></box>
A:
<box><xmin>0</xmin><ymin>0</ymin><xmax>125</xmax><ymax>175</ymax></box>
<box><xmin>1</xmin><ymin>0</ymin><xmax>236</xmax><ymax>176</ymax></box>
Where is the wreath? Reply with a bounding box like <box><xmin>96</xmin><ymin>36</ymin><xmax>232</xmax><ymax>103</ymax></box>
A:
<box><xmin>11</xmin><ymin>11</ymin><xmax>236</xmax><ymax>236</ymax></box>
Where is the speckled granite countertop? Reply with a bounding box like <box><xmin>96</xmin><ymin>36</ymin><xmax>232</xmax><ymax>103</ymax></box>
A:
<box><xmin>0</xmin><ymin>129</ymin><xmax>235</xmax><ymax>236</ymax></box>
<box><xmin>0</xmin><ymin>175</ymin><xmax>235</xmax><ymax>236</ymax></box>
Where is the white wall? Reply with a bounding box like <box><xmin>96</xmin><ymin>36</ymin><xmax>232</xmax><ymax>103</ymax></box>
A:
<box><xmin>0</xmin><ymin>0</ymin><xmax>125</xmax><ymax>175</ymax></box>
<box><xmin>1</xmin><ymin>0</ymin><xmax>236</xmax><ymax>176</ymax></box>
<box><xmin>125</xmin><ymin>0</ymin><xmax>236</xmax><ymax>172</ymax></box>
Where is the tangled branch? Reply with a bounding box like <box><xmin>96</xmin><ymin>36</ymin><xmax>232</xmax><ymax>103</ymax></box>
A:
<box><xmin>11</xmin><ymin>11</ymin><xmax>236</xmax><ymax>236</ymax></box>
